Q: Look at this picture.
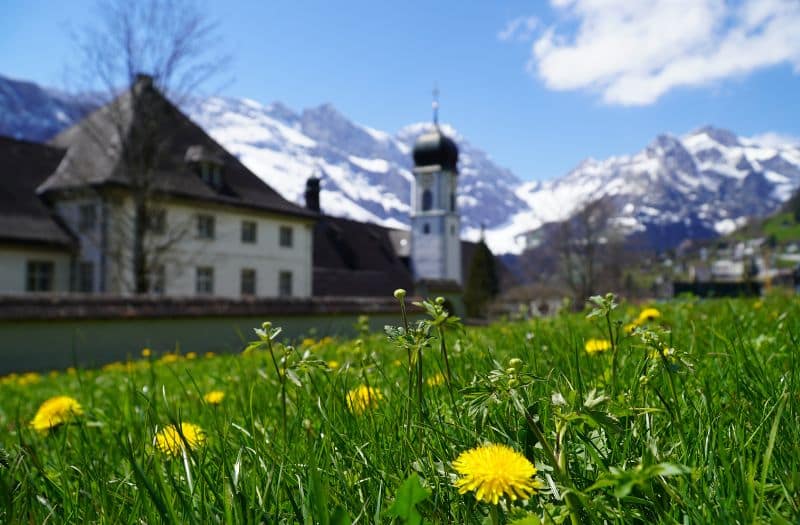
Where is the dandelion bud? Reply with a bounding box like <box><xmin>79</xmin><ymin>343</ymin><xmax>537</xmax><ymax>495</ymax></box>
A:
<box><xmin>302</xmin><ymin>418</ymin><xmax>313</xmax><ymax>431</ymax></box>
<box><xmin>262</xmin><ymin>321</ymin><xmax>272</xmax><ymax>331</ymax></box>
<box><xmin>435</xmin><ymin>296</ymin><xmax>445</xmax><ymax>305</ymax></box>
<box><xmin>507</xmin><ymin>378</ymin><xmax>518</xmax><ymax>388</ymax></box>
<box><xmin>508</xmin><ymin>358</ymin><xmax>523</xmax><ymax>370</ymax></box>
<box><xmin>393</xmin><ymin>288</ymin><xmax>407</xmax><ymax>300</ymax></box>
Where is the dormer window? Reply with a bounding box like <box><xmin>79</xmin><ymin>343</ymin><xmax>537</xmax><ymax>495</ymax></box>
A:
<box><xmin>199</xmin><ymin>162</ymin><xmax>223</xmax><ymax>188</ymax></box>
<box><xmin>185</xmin><ymin>145</ymin><xmax>224</xmax><ymax>189</ymax></box>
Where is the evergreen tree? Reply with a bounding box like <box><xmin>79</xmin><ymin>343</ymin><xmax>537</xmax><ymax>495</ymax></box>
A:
<box><xmin>464</xmin><ymin>241</ymin><xmax>499</xmax><ymax>318</ymax></box>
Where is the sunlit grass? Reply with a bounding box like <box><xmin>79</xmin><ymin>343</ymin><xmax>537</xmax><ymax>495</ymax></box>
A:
<box><xmin>0</xmin><ymin>292</ymin><xmax>798</xmax><ymax>523</ymax></box>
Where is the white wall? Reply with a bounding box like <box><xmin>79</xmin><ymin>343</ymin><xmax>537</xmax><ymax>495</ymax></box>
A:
<box><xmin>53</xmin><ymin>197</ymin><xmax>104</xmax><ymax>292</ymax></box>
<box><xmin>410</xmin><ymin>167</ymin><xmax>462</xmax><ymax>284</ymax></box>
<box><xmin>50</xmin><ymin>192</ymin><xmax>314</xmax><ymax>298</ymax></box>
<box><xmin>0</xmin><ymin>245</ymin><xmax>71</xmax><ymax>293</ymax></box>
<box><xmin>163</xmin><ymin>202</ymin><xmax>313</xmax><ymax>298</ymax></box>
<box><xmin>104</xmin><ymin>198</ymin><xmax>313</xmax><ymax>298</ymax></box>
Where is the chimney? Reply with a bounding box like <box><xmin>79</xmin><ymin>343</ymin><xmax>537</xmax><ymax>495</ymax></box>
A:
<box><xmin>305</xmin><ymin>176</ymin><xmax>321</xmax><ymax>212</ymax></box>
<box><xmin>132</xmin><ymin>73</ymin><xmax>154</xmax><ymax>98</ymax></box>
<box><xmin>135</xmin><ymin>73</ymin><xmax>153</xmax><ymax>85</ymax></box>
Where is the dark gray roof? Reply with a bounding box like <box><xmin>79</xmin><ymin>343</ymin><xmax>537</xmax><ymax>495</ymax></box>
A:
<box><xmin>310</xmin><ymin>213</ymin><xmax>506</xmax><ymax>297</ymax></box>
<box><xmin>313</xmin><ymin>215</ymin><xmax>414</xmax><ymax>297</ymax></box>
<box><xmin>39</xmin><ymin>77</ymin><xmax>315</xmax><ymax>220</ymax></box>
<box><xmin>0</xmin><ymin>136</ymin><xmax>75</xmax><ymax>249</ymax></box>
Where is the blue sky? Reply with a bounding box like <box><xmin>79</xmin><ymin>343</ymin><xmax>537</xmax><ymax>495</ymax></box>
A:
<box><xmin>2</xmin><ymin>0</ymin><xmax>800</xmax><ymax>181</ymax></box>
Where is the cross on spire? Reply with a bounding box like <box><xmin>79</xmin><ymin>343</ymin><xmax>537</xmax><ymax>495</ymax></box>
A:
<box><xmin>432</xmin><ymin>84</ymin><xmax>440</xmax><ymax>126</ymax></box>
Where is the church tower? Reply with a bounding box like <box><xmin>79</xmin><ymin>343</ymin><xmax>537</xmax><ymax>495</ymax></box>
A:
<box><xmin>410</xmin><ymin>99</ymin><xmax>462</xmax><ymax>284</ymax></box>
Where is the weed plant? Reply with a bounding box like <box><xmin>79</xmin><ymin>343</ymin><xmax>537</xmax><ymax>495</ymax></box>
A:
<box><xmin>0</xmin><ymin>292</ymin><xmax>798</xmax><ymax>523</ymax></box>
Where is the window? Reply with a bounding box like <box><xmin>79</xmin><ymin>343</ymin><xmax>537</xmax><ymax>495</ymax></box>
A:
<box><xmin>148</xmin><ymin>209</ymin><xmax>166</xmax><ymax>234</ymax></box>
<box><xmin>78</xmin><ymin>261</ymin><xmax>94</xmax><ymax>292</ymax></box>
<box><xmin>241</xmin><ymin>221</ymin><xmax>257</xmax><ymax>244</ymax></box>
<box><xmin>26</xmin><ymin>261</ymin><xmax>54</xmax><ymax>292</ymax></box>
<box><xmin>450</xmin><ymin>192</ymin><xmax>456</xmax><ymax>212</ymax></box>
<box><xmin>450</xmin><ymin>224</ymin><xmax>456</xmax><ymax>236</ymax></box>
<box><xmin>197</xmin><ymin>214</ymin><xmax>215</xmax><ymax>239</ymax></box>
<box><xmin>151</xmin><ymin>265</ymin><xmax>165</xmax><ymax>294</ymax></box>
<box><xmin>423</xmin><ymin>223</ymin><xmax>430</xmax><ymax>235</ymax></box>
<box><xmin>199</xmin><ymin>162</ymin><xmax>223</xmax><ymax>188</ymax></box>
<box><xmin>279</xmin><ymin>226</ymin><xmax>293</xmax><ymax>247</ymax></box>
<box><xmin>196</xmin><ymin>266</ymin><xmax>214</xmax><ymax>295</ymax></box>
<box><xmin>421</xmin><ymin>189</ymin><xmax>433</xmax><ymax>211</ymax></box>
<box><xmin>241</xmin><ymin>268</ymin><xmax>256</xmax><ymax>296</ymax></box>
<box><xmin>78</xmin><ymin>204</ymin><xmax>96</xmax><ymax>232</ymax></box>
<box><xmin>278</xmin><ymin>271</ymin><xmax>292</xmax><ymax>297</ymax></box>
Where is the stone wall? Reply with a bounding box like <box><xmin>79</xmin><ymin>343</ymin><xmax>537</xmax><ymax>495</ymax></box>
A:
<box><xmin>0</xmin><ymin>295</ymin><xmax>416</xmax><ymax>374</ymax></box>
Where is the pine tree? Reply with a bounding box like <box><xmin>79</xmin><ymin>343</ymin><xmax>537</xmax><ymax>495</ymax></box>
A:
<box><xmin>464</xmin><ymin>241</ymin><xmax>499</xmax><ymax>318</ymax></box>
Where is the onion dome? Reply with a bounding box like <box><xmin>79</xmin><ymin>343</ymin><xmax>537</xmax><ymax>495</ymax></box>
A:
<box><xmin>412</xmin><ymin>127</ymin><xmax>458</xmax><ymax>172</ymax></box>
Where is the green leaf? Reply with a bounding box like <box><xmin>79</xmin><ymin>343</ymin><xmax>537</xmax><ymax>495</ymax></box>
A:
<box><xmin>387</xmin><ymin>474</ymin><xmax>431</xmax><ymax>525</ymax></box>
<box><xmin>310</xmin><ymin>468</ymin><xmax>329</xmax><ymax>525</ymax></box>
<box><xmin>286</xmin><ymin>368</ymin><xmax>303</xmax><ymax>387</ymax></box>
<box><xmin>330</xmin><ymin>507</ymin><xmax>352</xmax><ymax>525</ymax></box>
<box><xmin>509</xmin><ymin>515</ymin><xmax>541</xmax><ymax>525</ymax></box>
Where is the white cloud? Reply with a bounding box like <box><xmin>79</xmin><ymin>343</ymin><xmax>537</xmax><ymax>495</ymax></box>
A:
<box><xmin>497</xmin><ymin>16</ymin><xmax>539</xmax><ymax>42</ymax></box>
<box><xmin>749</xmin><ymin>132</ymin><xmax>800</xmax><ymax>148</ymax></box>
<box><xmin>526</xmin><ymin>0</ymin><xmax>800</xmax><ymax>105</ymax></box>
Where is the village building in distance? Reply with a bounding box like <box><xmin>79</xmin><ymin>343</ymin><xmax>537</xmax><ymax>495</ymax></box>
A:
<box><xmin>0</xmin><ymin>75</ymin><xmax>494</xmax><ymax>306</ymax></box>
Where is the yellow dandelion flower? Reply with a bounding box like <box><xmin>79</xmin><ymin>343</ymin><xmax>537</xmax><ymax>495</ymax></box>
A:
<box><xmin>158</xmin><ymin>353</ymin><xmax>180</xmax><ymax>364</ymax></box>
<box><xmin>426</xmin><ymin>372</ymin><xmax>445</xmax><ymax>387</ymax></box>
<box><xmin>453</xmin><ymin>443</ymin><xmax>545</xmax><ymax>505</ymax></box>
<box><xmin>141</xmin><ymin>348</ymin><xmax>152</xmax><ymax>357</ymax></box>
<box><xmin>392</xmin><ymin>359</ymin><xmax>403</xmax><ymax>367</ymax></box>
<box><xmin>637</xmin><ymin>307</ymin><xmax>661</xmax><ymax>323</ymax></box>
<box><xmin>17</xmin><ymin>372</ymin><xmax>41</xmax><ymax>386</ymax></box>
<box><xmin>650</xmin><ymin>346</ymin><xmax>676</xmax><ymax>362</ymax></box>
<box><xmin>1</xmin><ymin>373</ymin><xmax>19</xmax><ymax>385</ymax></box>
<box><xmin>30</xmin><ymin>396</ymin><xmax>83</xmax><ymax>432</ymax></box>
<box><xmin>301</xmin><ymin>338</ymin><xmax>316</xmax><ymax>348</ymax></box>
<box><xmin>753</xmin><ymin>300</ymin><xmax>763</xmax><ymax>310</ymax></box>
<box><xmin>346</xmin><ymin>385</ymin><xmax>383</xmax><ymax>415</ymax></box>
<box><xmin>186</xmin><ymin>352</ymin><xmax>197</xmax><ymax>360</ymax></box>
<box><xmin>623</xmin><ymin>322</ymin><xmax>638</xmax><ymax>334</ymax></box>
<box><xmin>204</xmin><ymin>352</ymin><xmax>216</xmax><ymax>359</ymax></box>
<box><xmin>327</xmin><ymin>360</ymin><xmax>340</xmax><ymax>370</ymax></box>
<box><xmin>585</xmin><ymin>338</ymin><xmax>611</xmax><ymax>355</ymax></box>
<box><xmin>320</xmin><ymin>336</ymin><xmax>335</xmax><ymax>345</ymax></box>
<box><xmin>203</xmin><ymin>390</ymin><xmax>225</xmax><ymax>405</ymax></box>
<box><xmin>154</xmin><ymin>423</ymin><xmax>206</xmax><ymax>456</ymax></box>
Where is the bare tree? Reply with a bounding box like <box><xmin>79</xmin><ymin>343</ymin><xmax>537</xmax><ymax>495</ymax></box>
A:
<box><xmin>552</xmin><ymin>197</ymin><xmax>622</xmax><ymax>306</ymax></box>
<box><xmin>63</xmin><ymin>0</ymin><xmax>229</xmax><ymax>294</ymax></box>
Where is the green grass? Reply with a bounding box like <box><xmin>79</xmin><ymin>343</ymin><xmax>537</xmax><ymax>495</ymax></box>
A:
<box><xmin>763</xmin><ymin>213</ymin><xmax>800</xmax><ymax>244</ymax></box>
<box><xmin>731</xmin><ymin>211</ymin><xmax>800</xmax><ymax>244</ymax></box>
<box><xmin>1</xmin><ymin>293</ymin><xmax>799</xmax><ymax>524</ymax></box>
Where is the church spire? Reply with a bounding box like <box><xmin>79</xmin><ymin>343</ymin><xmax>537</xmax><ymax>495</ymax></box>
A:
<box><xmin>432</xmin><ymin>84</ymin><xmax>439</xmax><ymax>127</ymax></box>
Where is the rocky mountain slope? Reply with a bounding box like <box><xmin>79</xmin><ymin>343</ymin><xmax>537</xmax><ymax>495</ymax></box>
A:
<box><xmin>3</xmin><ymin>73</ymin><xmax>799</xmax><ymax>255</ymax></box>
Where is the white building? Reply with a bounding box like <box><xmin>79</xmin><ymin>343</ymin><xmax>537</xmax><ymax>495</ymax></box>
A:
<box><xmin>0</xmin><ymin>75</ymin><xmax>315</xmax><ymax>298</ymax></box>
<box><xmin>410</xmin><ymin>125</ymin><xmax>462</xmax><ymax>284</ymax></box>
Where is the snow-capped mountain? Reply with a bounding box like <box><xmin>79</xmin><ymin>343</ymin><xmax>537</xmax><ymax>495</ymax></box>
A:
<box><xmin>189</xmin><ymin>97</ymin><xmax>529</xmax><ymax>236</ymax></box>
<box><xmin>508</xmin><ymin>127</ymin><xmax>800</xmax><ymax>251</ymax></box>
<box><xmin>3</xmin><ymin>73</ymin><xmax>800</xmax><ymax>255</ymax></box>
<box><xmin>0</xmin><ymin>75</ymin><xmax>92</xmax><ymax>142</ymax></box>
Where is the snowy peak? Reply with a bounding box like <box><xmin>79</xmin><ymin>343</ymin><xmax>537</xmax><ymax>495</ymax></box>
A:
<box><xmin>2</xmin><ymin>73</ymin><xmax>800</xmax><ymax>255</ymax></box>
<box><xmin>0</xmin><ymin>74</ymin><xmax>92</xmax><ymax>142</ymax></box>
<box><xmin>513</xmin><ymin>125</ymin><xmax>800</xmax><ymax>246</ymax></box>
<box><xmin>694</xmin><ymin>125</ymin><xmax>741</xmax><ymax>147</ymax></box>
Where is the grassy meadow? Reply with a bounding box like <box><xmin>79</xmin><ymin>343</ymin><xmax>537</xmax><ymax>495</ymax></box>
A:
<box><xmin>0</xmin><ymin>292</ymin><xmax>798</xmax><ymax>524</ymax></box>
